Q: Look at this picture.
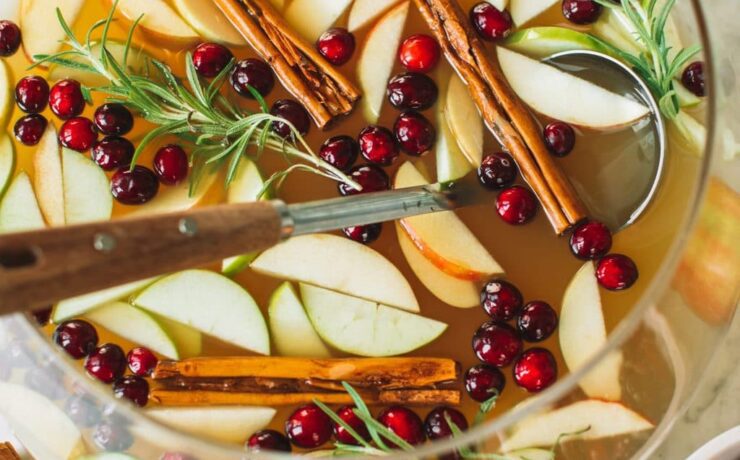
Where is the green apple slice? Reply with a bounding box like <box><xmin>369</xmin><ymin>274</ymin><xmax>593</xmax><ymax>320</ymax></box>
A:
<box><xmin>53</xmin><ymin>277</ymin><xmax>159</xmax><ymax>323</ymax></box>
<box><xmin>146</xmin><ymin>406</ymin><xmax>276</xmax><ymax>444</ymax></box>
<box><xmin>0</xmin><ymin>136</ymin><xmax>17</xmax><ymax>198</ymax></box>
<box><xmin>85</xmin><ymin>301</ymin><xmax>180</xmax><ymax>359</ymax></box>
<box><xmin>34</xmin><ymin>123</ymin><xmax>65</xmax><ymax>226</ymax></box>
<box><xmin>127</xmin><ymin>171</ymin><xmax>217</xmax><ymax>217</ymax></box>
<box><xmin>269</xmin><ymin>282</ymin><xmax>331</xmax><ymax>357</ymax></box>
<box><xmin>0</xmin><ymin>172</ymin><xmax>46</xmax><ymax>234</ymax></box>
<box><xmin>0</xmin><ymin>61</ymin><xmax>11</xmax><ymax>131</ymax></box>
<box><xmin>222</xmin><ymin>159</ymin><xmax>265</xmax><ymax>276</ymax></box>
<box><xmin>172</xmin><ymin>0</ymin><xmax>244</xmax><ymax>45</ymax></box>
<box><xmin>509</xmin><ymin>0</ymin><xmax>558</xmax><ymax>27</ymax></box>
<box><xmin>436</xmin><ymin>68</ymin><xmax>474</xmax><ymax>183</ymax></box>
<box><xmin>49</xmin><ymin>42</ymin><xmax>149</xmax><ymax>86</ymax></box>
<box><xmin>445</xmin><ymin>72</ymin><xmax>484</xmax><ymax>167</ymax></box>
<box><xmin>154</xmin><ymin>315</ymin><xmax>203</xmax><ymax>358</ymax></box>
<box><xmin>504</xmin><ymin>27</ymin><xmax>612</xmax><ymax>59</ymax></box>
<box><xmin>300</xmin><ymin>284</ymin><xmax>446</xmax><ymax>357</ymax></box>
<box><xmin>62</xmin><ymin>147</ymin><xmax>113</xmax><ymax>224</ymax></box>
<box><xmin>285</xmin><ymin>0</ymin><xmax>353</xmax><ymax>42</ymax></box>
<box><xmin>133</xmin><ymin>269</ymin><xmax>270</xmax><ymax>354</ymax></box>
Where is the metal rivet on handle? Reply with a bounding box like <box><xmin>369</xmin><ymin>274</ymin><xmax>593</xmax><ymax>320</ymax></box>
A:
<box><xmin>93</xmin><ymin>233</ymin><xmax>117</xmax><ymax>253</ymax></box>
<box><xmin>178</xmin><ymin>218</ymin><xmax>198</xmax><ymax>237</ymax></box>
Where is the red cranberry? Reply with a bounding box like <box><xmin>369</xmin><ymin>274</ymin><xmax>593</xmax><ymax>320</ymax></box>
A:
<box><xmin>15</xmin><ymin>76</ymin><xmax>49</xmax><ymax>113</ymax></box>
<box><xmin>377</xmin><ymin>406</ymin><xmax>426</xmax><ymax>446</ymax></box>
<box><xmin>478</xmin><ymin>152</ymin><xmax>517</xmax><ymax>189</ymax></box>
<box><xmin>230</xmin><ymin>58</ymin><xmax>275</xmax><ymax>98</ymax></box>
<box><xmin>333</xmin><ymin>405</ymin><xmax>370</xmax><ymax>445</ymax></box>
<box><xmin>682</xmin><ymin>61</ymin><xmax>705</xmax><ymax>97</ymax></box>
<box><xmin>399</xmin><ymin>34</ymin><xmax>440</xmax><ymax>73</ymax></box>
<box><xmin>544</xmin><ymin>122</ymin><xmax>576</xmax><ymax>157</ymax></box>
<box><xmin>387</xmin><ymin>72</ymin><xmax>439</xmax><ymax>111</ymax></box>
<box><xmin>473</xmin><ymin>321</ymin><xmax>523</xmax><ymax>367</ymax></box>
<box><xmin>65</xmin><ymin>394</ymin><xmax>102</xmax><ymax>427</ymax></box>
<box><xmin>52</xmin><ymin>320</ymin><xmax>99</xmax><ymax>359</ymax></box>
<box><xmin>14</xmin><ymin>114</ymin><xmax>48</xmax><ymax>145</ymax></box>
<box><xmin>319</xmin><ymin>135</ymin><xmax>358</xmax><ymax>171</ymax></box>
<box><xmin>358</xmin><ymin>125</ymin><xmax>399</xmax><ymax>165</ymax></box>
<box><xmin>30</xmin><ymin>306</ymin><xmax>52</xmax><ymax>326</ymax></box>
<box><xmin>84</xmin><ymin>343</ymin><xmax>127</xmax><ymax>384</ymax></box>
<box><xmin>480</xmin><ymin>279</ymin><xmax>523</xmax><ymax>321</ymax></box>
<box><xmin>111</xmin><ymin>166</ymin><xmax>160</xmax><ymax>205</ymax></box>
<box><xmin>464</xmin><ymin>364</ymin><xmax>506</xmax><ymax>402</ymax></box>
<box><xmin>424</xmin><ymin>406</ymin><xmax>468</xmax><ymax>440</ymax></box>
<box><xmin>516</xmin><ymin>301</ymin><xmax>558</xmax><ymax>342</ymax></box>
<box><xmin>192</xmin><ymin>43</ymin><xmax>233</xmax><ymax>78</ymax></box>
<box><xmin>317</xmin><ymin>27</ymin><xmax>355</xmax><ymax>66</ymax></box>
<box><xmin>496</xmin><ymin>186</ymin><xmax>537</xmax><ymax>225</ymax></box>
<box><xmin>562</xmin><ymin>0</ymin><xmax>602</xmax><ymax>24</ymax></box>
<box><xmin>596</xmin><ymin>254</ymin><xmax>638</xmax><ymax>290</ymax></box>
<box><xmin>470</xmin><ymin>3</ymin><xmax>513</xmax><ymax>40</ymax></box>
<box><xmin>343</xmin><ymin>223</ymin><xmax>382</xmax><ymax>244</ymax></box>
<box><xmin>127</xmin><ymin>347</ymin><xmax>158</xmax><ymax>376</ymax></box>
<box><xmin>92</xmin><ymin>136</ymin><xmax>134</xmax><ymax>171</ymax></box>
<box><xmin>570</xmin><ymin>220</ymin><xmax>612</xmax><ymax>260</ymax></box>
<box><xmin>271</xmin><ymin>99</ymin><xmax>310</xmax><ymax>138</ymax></box>
<box><xmin>112</xmin><ymin>375</ymin><xmax>149</xmax><ymax>407</ymax></box>
<box><xmin>49</xmin><ymin>79</ymin><xmax>85</xmax><ymax>119</ymax></box>
<box><xmin>513</xmin><ymin>348</ymin><xmax>557</xmax><ymax>392</ymax></box>
<box><xmin>338</xmin><ymin>164</ymin><xmax>390</xmax><ymax>196</ymax></box>
<box><xmin>94</xmin><ymin>103</ymin><xmax>134</xmax><ymax>136</ymax></box>
<box><xmin>59</xmin><ymin>117</ymin><xmax>98</xmax><ymax>152</ymax></box>
<box><xmin>153</xmin><ymin>144</ymin><xmax>189</xmax><ymax>185</ymax></box>
<box><xmin>394</xmin><ymin>111</ymin><xmax>436</xmax><ymax>156</ymax></box>
<box><xmin>285</xmin><ymin>403</ymin><xmax>333</xmax><ymax>448</ymax></box>
<box><xmin>0</xmin><ymin>20</ymin><xmax>22</xmax><ymax>57</ymax></box>
<box><xmin>93</xmin><ymin>421</ymin><xmax>134</xmax><ymax>452</ymax></box>
<box><xmin>247</xmin><ymin>429</ymin><xmax>292</xmax><ymax>452</ymax></box>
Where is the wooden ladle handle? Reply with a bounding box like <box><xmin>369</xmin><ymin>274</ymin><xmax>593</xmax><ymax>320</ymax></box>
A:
<box><xmin>0</xmin><ymin>200</ymin><xmax>284</xmax><ymax>315</ymax></box>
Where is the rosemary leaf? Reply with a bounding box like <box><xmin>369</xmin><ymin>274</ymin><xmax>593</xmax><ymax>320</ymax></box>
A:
<box><xmin>313</xmin><ymin>399</ymin><xmax>375</xmax><ymax>450</ymax></box>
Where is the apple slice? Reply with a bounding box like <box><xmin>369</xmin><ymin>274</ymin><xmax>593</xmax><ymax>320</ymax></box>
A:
<box><xmin>501</xmin><ymin>399</ymin><xmax>653</xmax><ymax>451</ymax></box>
<box><xmin>0</xmin><ymin>61</ymin><xmax>11</xmax><ymax>131</ymax></box>
<box><xmin>509</xmin><ymin>0</ymin><xmax>558</xmax><ymax>26</ymax></box>
<box><xmin>301</xmin><ymin>284</ymin><xmax>447</xmax><ymax>357</ymax></box>
<box><xmin>0</xmin><ymin>382</ymin><xmax>86</xmax><ymax>459</ymax></box>
<box><xmin>0</xmin><ymin>135</ymin><xmax>16</xmax><ymax>198</ymax></box>
<box><xmin>445</xmin><ymin>72</ymin><xmax>484</xmax><ymax>166</ymax></box>
<box><xmin>172</xmin><ymin>0</ymin><xmax>244</xmax><ymax>46</ymax></box>
<box><xmin>116</xmin><ymin>0</ymin><xmax>199</xmax><ymax>44</ymax></box>
<box><xmin>20</xmin><ymin>0</ymin><xmax>85</xmax><ymax>60</ymax></box>
<box><xmin>62</xmin><ymin>148</ymin><xmax>113</xmax><ymax>225</ymax></box>
<box><xmin>347</xmin><ymin>0</ymin><xmax>400</xmax><ymax>32</ymax></box>
<box><xmin>269</xmin><ymin>282</ymin><xmax>331</xmax><ymax>357</ymax></box>
<box><xmin>436</xmin><ymin>69</ymin><xmax>474</xmax><ymax>182</ymax></box>
<box><xmin>560</xmin><ymin>262</ymin><xmax>623</xmax><ymax>400</ymax></box>
<box><xmin>49</xmin><ymin>42</ymin><xmax>149</xmax><ymax>87</ymax></box>
<box><xmin>504</xmin><ymin>26</ymin><xmax>614</xmax><ymax>59</ymax></box>
<box><xmin>85</xmin><ymin>301</ymin><xmax>180</xmax><ymax>359</ymax></box>
<box><xmin>285</xmin><ymin>0</ymin><xmax>353</xmax><ymax>42</ymax></box>
<box><xmin>223</xmin><ymin>159</ymin><xmax>265</xmax><ymax>275</ymax></box>
<box><xmin>251</xmin><ymin>233</ymin><xmax>419</xmax><ymax>312</ymax></box>
<box><xmin>133</xmin><ymin>269</ymin><xmax>270</xmax><ymax>354</ymax></box>
<box><xmin>146</xmin><ymin>406</ymin><xmax>276</xmax><ymax>444</ymax></box>
<box><xmin>396</xmin><ymin>162</ymin><xmax>503</xmax><ymax>281</ymax></box>
<box><xmin>497</xmin><ymin>47</ymin><xmax>650</xmax><ymax>129</ymax></box>
<box><xmin>154</xmin><ymin>315</ymin><xmax>202</xmax><ymax>358</ymax></box>
<box><xmin>52</xmin><ymin>277</ymin><xmax>159</xmax><ymax>323</ymax></box>
<box><xmin>0</xmin><ymin>172</ymin><xmax>45</xmax><ymax>234</ymax></box>
<box><xmin>33</xmin><ymin>123</ymin><xmax>65</xmax><ymax>226</ymax></box>
<box><xmin>128</xmin><ymin>171</ymin><xmax>217</xmax><ymax>217</ymax></box>
<box><xmin>359</xmin><ymin>1</ymin><xmax>410</xmax><ymax>122</ymax></box>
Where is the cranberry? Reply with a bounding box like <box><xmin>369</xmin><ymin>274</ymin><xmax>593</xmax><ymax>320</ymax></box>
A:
<box><xmin>153</xmin><ymin>144</ymin><xmax>189</xmax><ymax>185</ymax></box>
<box><xmin>472</xmin><ymin>321</ymin><xmax>523</xmax><ymax>367</ymax></box>
<box><xmin>285</xmin><ymin>403</ymin><xmax>333</xmax><ymax>448</ymax></box>
<box><xmin>53</xmin><ymin>320</ymin><xmax>99</xmax><ymax>359</ymax></box>
<box><xmin>14</xmin><ymin>114</ymin><xmax>48</xmax><ymax>145</ymax></box>
<box><xmin>516</xmin><ymin>301</ymin><xmax>558</xmax><ymax>342</ymax></box>
<box><xmin>387</xmin><ymin>73</ymin><xmax>438</xmax><ymax>111</ymax></box>
<box><xmin>30</xmin><ymin>306</ymin><xmax>52</xmax><ymax>326</ymax></box>
<box><xmin>192</xmin><ymin>43</ymin><xmax>233</xmax><ymax>78</ymax></box>
<box><xmin>230</xmin><ymin>58</ymin><xmax>275</xmax><ymax>98</ymax></box>
<box><xmin>343</xmin><ymin>223</ymin><xmax>382</xmax><ymax>244</ymax></box>
<box><xmin>480</xmin><ymin>279</ymin><xmax>523</xmax><ymax>321</ymax></box>
<box><xmin>358</xmin><ymin>125</ymin><xmax>399</xmax><ymax>165</ymax></box>
<box><xmin>570</xmin><ymin>220</ymin><xmax>612</xmax><ymax>260</ymax></box>
<box><xmin>111</xmin><ymin>166</ymin><xmax>160</xmax><ymax>205</ymax></box>
<box><xmin>317</xmin><ymin>27</ymin><xmax>355</xmax><ymax>66</ymax></box>
<box><xmin>470</xmin><ymin>3</ymin><xmax>513</xmax><ymax>40</ymax></box>
<box><xmin>113</xmin><ymin>375</ymin><xmax>149</xmax><ymax>407</ymax></box>
<box><xmin>464</xmin><ymin>364</ymin><xmax>506</xmax><ymax>402</ymax></box>
<box><xmin>127</xmin><ymin>347</ymin><xmax>158</xmax><ymax>376</ymax></box>
<box><xmin>512</xmin><ymin>348</ymin><xmax>557</xmax><ymax>392</ymax></box>
<box><xmin>682</xmin><ymin>61</ymin><xmax>705</xmax><ymax>97</ymax></box>
<box><xmin>92</xmin><ymin>136</ymin><xmax>135</xmax><ymax>171</ymax></box>
<box><xmin>496</xmin><ymin>186</ymin><xmax>537</xmax><ymax>225</ymax></box>
<box><xmin>271</xmin><ymin>99</ymin><xmax>310</xmax><ymax>138</ymax></box>
<box><xmin>544</xmin><ymin>122</ymin><xmax>576</xmax><ymax>157</ymax></box>
<box><xmin>478</xmin><ymin>152</ymin><xmax>517</xmax><ymax>190</ymax></box>
<box><xmin>84</xmin><ymin>343</ymin><xmax>126</xmax><ymax>384</ymax></box>
<box><xmin>59</xmin><ymin>117</ymin><xmax>98</xmax><ymax>152</ymax></box>
<box><xmin>596</xmin><ymin>254</ymin><xmax>638</xmax><ymax>290</ymax></box>
<box><xmin>399</xmin><ymin>34</ymin><xmax>440</xmax><ymax>73</ymax></box>
<box><xmin>377</xmin><ymin>406</ymin><xmax>425</xmax><ymax>446</ymax></box>
<box><xmin>93</xmin><ymin>421</ymin><xmax>134</xmax><ymax>452</ymax></box>
<box><xmin>424</xmin><ymin>406</ymin><xmax>468</xmax><ymax>440</ymax></box>
<box><xmin>333</xmin><ymin>405</ymin><xmax>370</xmax><ymax>445</ymax></box>
<box><xmin>394</xmin><ymin>111</ymin><xmax>435</xmax><ymax>156</ymax></box>
<box><xmin>247</xmin><ymin>429</ymin><xmax>292</xmax><ymax>452</ymax></box>
<box><xmin>0</xmin><ymin>20</ymin><xmax>22</xmax><ymax>57</ymax></box>
<box><xmin>15</xmin><ymin>76</ymin><xmax>49</xmax><ymax>113</ymax></box>
<box><xmin>319</xmin><ymin>135</ymin><xmax>358</xmax><ymax>171</ymax></box>
<box><xmin>562</xmin><ymin>0</ymin><xmax>602</xmax><ymax>24</ymax></box>
<box><xmin>65</xmin><ymin>393</ymin><xmax>102</xmax><ymax>427</ymax></box>
<box><xmin>338</xmin><ymin>164</ymin><xmax>390</xmax><ymax>196</ymax></box>
<box><xmin>49</xmin><ymin>79</ymin><xmax>85</xmax><ymax>119</ymax></box>
<box><xmin>94</xmin><ymin>103</ymin><xmax>134</xmax><ymax>136</ymax></box>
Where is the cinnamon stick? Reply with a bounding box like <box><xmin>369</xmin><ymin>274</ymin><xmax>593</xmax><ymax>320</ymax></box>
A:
<box><xmin>414</xmin><ymin>0</ymin><xmax>587</xmax><ymax>234</ymax></box>
<box><xmin>0</xmin><ymin>443</ymin><xmax>20</xmax><ymax>460</ymax></box>
<box><xmin>214</xmin><ymin>0</ymin><xmax>361</xmax><ymax>129</ymax></box>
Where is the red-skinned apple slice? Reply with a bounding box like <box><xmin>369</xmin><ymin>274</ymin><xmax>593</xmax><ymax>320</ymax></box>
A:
<box><xmin>114</xmin><ymin>0</ymin><xmax>199</xmax><ymax>44</ymax></box>
<box><xmin>347</xmin><ymin>0</ymin><xmax>401</xmax><ymax>32</ymax></box>
<box><xmin>33</xmin><ymin>123</ymin><xmax>65</xmax><ymax>227</ymax></box>
<box><xmin>285</xmin><ymin>0</ymin><xmax>353</xmax><ymax>42</ymax></box>
<box><xmin>21</xmin><ymin>0</ymin><xmax>85</xmax><ymax>61</ymax></box>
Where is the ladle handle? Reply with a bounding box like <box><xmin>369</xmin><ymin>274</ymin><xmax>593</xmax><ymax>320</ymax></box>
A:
<box><xmin>0</xmin><ymin>200</ymin><xmax>285</xmax><ymax>315</ymax></box>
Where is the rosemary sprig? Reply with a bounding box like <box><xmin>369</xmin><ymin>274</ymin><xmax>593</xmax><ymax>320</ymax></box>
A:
<box><xmin>32</xmin><ymin>1</ymin><xmax>360</xmax><ymax>197</ymax></box>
